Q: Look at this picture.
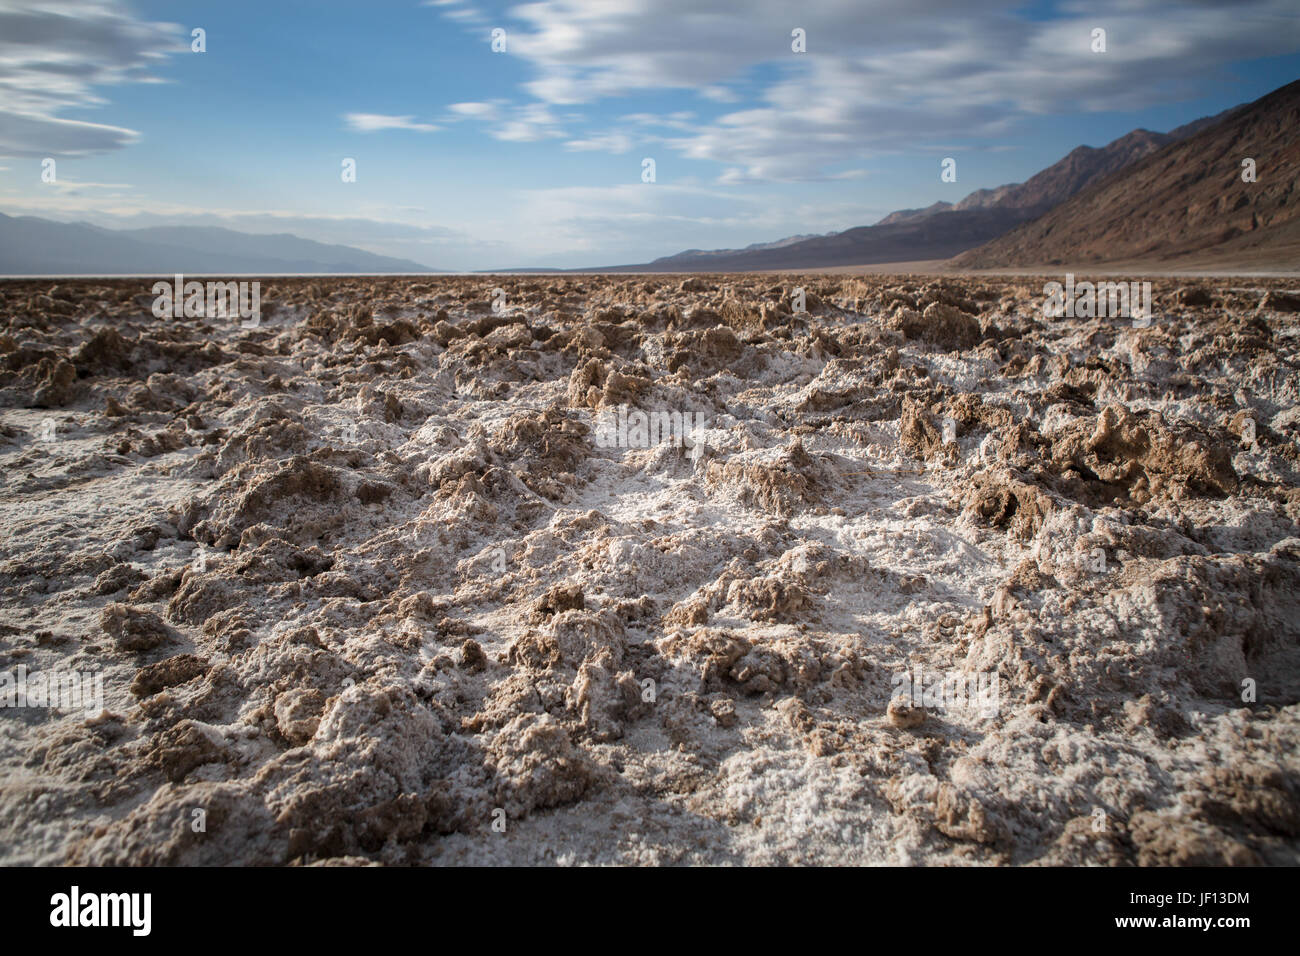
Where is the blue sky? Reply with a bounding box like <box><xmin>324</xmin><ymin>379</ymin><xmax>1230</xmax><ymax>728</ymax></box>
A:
<box><xmin>1</xmin><ymin>0</ymin><xmax>1298</xmax><ymax>269</ymax></box>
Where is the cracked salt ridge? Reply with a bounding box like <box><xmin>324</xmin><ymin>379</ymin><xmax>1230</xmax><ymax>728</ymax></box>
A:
<box><xmin>446</xmin><ymin>383</ymin><xmax>1028</xmax><ymax>863</ymax></box>
<box><xmin>2</xmin><ymin>275</ymin><xmax>1299</xmax><ymax>865</ymax></box>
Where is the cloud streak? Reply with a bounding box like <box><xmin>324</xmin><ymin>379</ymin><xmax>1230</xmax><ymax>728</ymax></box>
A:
<box><xmin>438</xmin><ymin>0</ymin><xmax>1300</xmax><ymax>180</ymax></box>
<box><xmin>344</xmin><ymin>113</ymin><xmax>440</xmax><ymax>133</ymax></box>
<box><xmin>0</xmin><ymin>0</ymin><xmax>184</xmax><ymax>156</ymax></box>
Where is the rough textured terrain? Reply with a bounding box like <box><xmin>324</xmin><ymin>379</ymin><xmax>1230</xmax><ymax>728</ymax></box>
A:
<box><xmin>2</xmin><ymin>274</ymin><xmax>1299</xmax><ymax>866</ymax></box>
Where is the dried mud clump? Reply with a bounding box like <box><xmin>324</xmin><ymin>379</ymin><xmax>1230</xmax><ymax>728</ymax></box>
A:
<box><xmin>3</xmin><ymin>274</ymin><xmax>1299</xmax><ymax>867</ymax></box>
<box><xmin>704</xmin><ymin>438</ymin><xmax>834</xmax><ymax>515</ymax></box>
<box><xmin>887</xmin><ymin>302</ymin><xmax>982</xmax><ymax>350</ymax></box>
<box><xmin>100</xmin><ymin>602</ymin><xmax>173</xmax><ymax>652</ymax></box>
<box><xmin>1046</xmin><ymin>404</ymin><xmax>1238</xmax><ymax>503</ymax></box>
<box><xmin>528</xmin><ymin>582</ymin><xmax>585</xmax><ymax>623</ymax></box>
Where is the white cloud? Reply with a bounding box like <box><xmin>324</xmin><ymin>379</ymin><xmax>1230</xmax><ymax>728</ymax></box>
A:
<box><xmin>0</xmin><ymin>110</ymin><xmax>141</xmax><ymax>155</ymax></box>
<box><xmin>455</xmin><ymin>102</ymin><xmax>565</xmax><ymax>142</ymax></box>
<box><xmin>343</xmin><ymin>113</ymin><xmax>439</xmax><ymax>133</ymax></box>
<box><xmin>448</xmin><ymin>101</ymin><xmax>501</xmax><ymax>119</ymax></box>
<box><xmin>0</xmin><ymin>0</ymin><xmax>184</xmax><ymax>156</ymax></box>
<box><xmin>564</xmin><ymin>131</ymin><xmax>632</xmax><ymax>153</ymax></box>
<box><xmin>618</xmin><ymin>112</ymin><xmax>698</xmax><ymax>130</ymax></box>
<box><xmin>425</xmin><ymin>0</ymin><xmax>489</xmax><ymax>27</ymax></box>
<box><xmin>699</xmin><ymin>86</ymin><xmax>740</xmax><ymax>103</ymax></box>
<box><xmin>456</xmin><ymin>0</ymin><xmax>1300</xmax><ymax>181</ymax></box>
<box><xmin>44</xmin><ymin>178</ymin><xmax>133</xmax><ymax>190</ymax></box>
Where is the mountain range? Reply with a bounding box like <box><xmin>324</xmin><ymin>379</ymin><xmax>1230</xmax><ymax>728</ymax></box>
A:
<box><xmin>589</xmin><ymin>109</ymin><xmax>1244</xmax><ymax>272</ymax></box>
<box><xmin>0</xmin><ymin>215</ymin><xmax>436</xmax><ymax>275</ymax></box>
<box><xmin>3</xmin><ymin>80</ymin><xmax>1295</xmax><ymax>276</ymax></box>
<box><xmin>953</xmin><ymin>80</ymin><xmax>1300</xmax><ymax>269</ymax></box>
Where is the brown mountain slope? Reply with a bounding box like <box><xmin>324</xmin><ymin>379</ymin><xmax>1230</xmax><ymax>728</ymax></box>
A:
<box><xmin>589</xmin><ymin>111</ymin><xmax>1233</xmax><ymax>272</ymax></box>
<box><xmin>882</xmin><ymin>128</ymin><xmax>1194</xmax><ymax>226</ymax></box>
<box><xmin>955</xmin><ymin>130</ymin><xmax>1188</xmax><ymax>213</ymax></box>
<box><xmin>877</xmin><ymin>115</ymin><xmax>1235</xmax><ymax>228</ymax></box>
<box><xmin>953</xmin><ymin>79</ymin><xmax>1300</xmax><ymax>269</ymax></box>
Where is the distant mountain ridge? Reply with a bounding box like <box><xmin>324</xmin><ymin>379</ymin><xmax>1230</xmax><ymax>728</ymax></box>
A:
<box><xmin>881</xmin><ymin>109</ymin><xmax>1239</xmax><ymax>228</ymax></box>
<box><xmin>586</xmin><ymin>105</ymin><xmax>1241</xmax><ymax>272</ymax></box>
<box><xmin>595</xmin><ymin>208</ymin><xmax>1028</xmax><ymax>272</ymax></box>
<box><xmin>953</xmin><ymin>82</ymin><xmax>1299</xmax><ymax>268</ymax></box>
<box><xmin>666</xmin><ymin>233</ymin><xmax>836</xmax><ymax>260</ymax></box>
<box><xmin>882</xmin><ymin>130</ymin><xmax>1191</xmax><ymax>226</ymax></box>
<box><xmin>0</xmin><ymin>214</ymin><xmax>438</xmax><ymax>275</ymax></box>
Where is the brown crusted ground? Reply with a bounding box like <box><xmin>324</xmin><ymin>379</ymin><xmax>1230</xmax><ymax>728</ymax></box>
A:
<box><xmin>1</xmin><ymin>273</ymin><xmax>1298</xmax><ymax>866</ymax></box>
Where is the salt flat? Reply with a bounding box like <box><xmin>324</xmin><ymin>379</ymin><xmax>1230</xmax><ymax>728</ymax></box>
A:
<box><xmin>1</xmin><ymin>274</ymin><xmax>1297</xmax><ymax>865</ymax></box>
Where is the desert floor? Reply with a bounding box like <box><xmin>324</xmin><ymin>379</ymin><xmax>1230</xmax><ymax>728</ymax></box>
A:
<box><xmin>2</xmin><ymin>274</ymin><xmax>1298</xmax><ymax>865</ymax></box>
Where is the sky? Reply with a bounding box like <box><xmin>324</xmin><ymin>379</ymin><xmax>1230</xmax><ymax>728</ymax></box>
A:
<box><xmin>0</xmin><ymin>0</ymin><xmax>1298</xmax><ymax>270</ymax></box>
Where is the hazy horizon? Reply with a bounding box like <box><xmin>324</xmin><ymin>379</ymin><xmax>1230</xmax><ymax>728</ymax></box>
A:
<box><xmin>2</xmin><ymin>0</ymin><xmax>1299</xmax><ymax>270</ymax></box>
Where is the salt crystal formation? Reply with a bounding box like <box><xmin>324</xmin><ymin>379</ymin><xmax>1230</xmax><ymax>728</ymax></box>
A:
<box><xmin>1</xmin><ymin>275</ymin><xmax>1298</xmax><ymax>865</ymax></box>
